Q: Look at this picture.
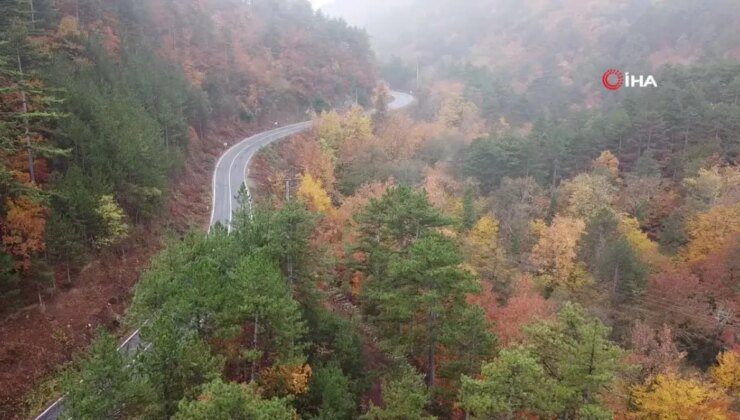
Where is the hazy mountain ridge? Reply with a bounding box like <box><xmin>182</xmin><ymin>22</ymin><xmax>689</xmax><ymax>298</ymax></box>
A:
<box><xmin>322</xmin><ymin>0</ymin><xmax>740</xmax><ymax>101</ymax></box>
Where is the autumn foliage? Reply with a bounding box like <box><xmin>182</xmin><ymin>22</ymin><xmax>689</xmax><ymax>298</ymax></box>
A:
<box><xmin>2</xmin><ymin>196</ymin><xmax>47</xmax><ymax>272</ymax></box>
<box><xmin>632</xmin><ymin>373</ymin><xmax>732</xmax><ymax>419</ymax></box>
<box><xmin>531</xmin><ymin>216</ymin><xmax>589</xmax><ymax>292</ymax></box>
<box><xmin>469</xmin><ymin>276</ymin><xmax>554</xmax><ymax>346</ymax></box>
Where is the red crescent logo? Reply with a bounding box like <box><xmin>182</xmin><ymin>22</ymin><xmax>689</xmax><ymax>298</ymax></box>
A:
<box><xmin>602</xmin><ymin>69</ymin><xmax>624</xmax><ymax>90</ymax></box>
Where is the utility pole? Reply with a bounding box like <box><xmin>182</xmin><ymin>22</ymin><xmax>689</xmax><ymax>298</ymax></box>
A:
<box><xmin>284</xmin><ymin>173</ymin><xmax>300</xmax><ymax>202</ymax></box>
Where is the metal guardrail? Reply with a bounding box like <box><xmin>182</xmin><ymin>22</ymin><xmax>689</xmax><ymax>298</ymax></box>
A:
<box><xmin>34</xmin><ymin>327</ymin><xmax>147</xmax><ymax>420</ymax></box>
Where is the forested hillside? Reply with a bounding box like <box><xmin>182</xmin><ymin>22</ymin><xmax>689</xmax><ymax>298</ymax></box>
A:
<box><xmin>0</xmin><ymin>0</ymin><xmax>375</xmax><ymax>416</ymax></box>
<box><xmin>57</xmin><ymin>69</ymin><xmax>739</xmax><ymax>417</ymax></box>
<box><xmin>3</xmin><ymin>0</ymin><xmax>739</xmax><ymax>418</ymax></box>
<box><xmin>245</xmin><ymin>75</ymin><xmax>740</xmax><ymax>417</ymax></box>
<box><xmin>325</xmin><ymin>0</ymin><xmax>740</xmax><ymax>118</ymax></box>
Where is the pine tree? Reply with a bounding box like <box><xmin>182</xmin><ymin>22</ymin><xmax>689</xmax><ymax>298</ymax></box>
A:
<box><xmin>581</xmin><ymin>210</ymin><xmax>647</xmax><ymax>302</ymax></box>
<box><xmin>61</xmin><ymin>331</ymin><xmax>147</xmax><ymax>419</ymax></box>
<box><xmin>372</xmin><ymin>82</ymin><xmax>390</xmax><ymax>121</ymax></box>
<box><xmin>523</xmin><ymin>303</ymin><xmax>624</xmax><ymax>419</ymax></box>
<box><xmin>461</xmin><ymin>186</ymin><xmax>475</xmax><ymax>230</ymax></box>
<box><xmin>354</xmin><ymin>186</ymin><xmax>449</xmax><ymax>279</ymax></box>
<box><xmin>174</xmin><ymin>379</ymin><xmax>295</xmax><ymax>420</ymax></box>
<box><xmin>306</xmin><ymin>362</ymin><xmax>355</xmax><ymax>420</ymax></box>
<box><xmin>229</xmin><ymin>251</ymin><xmax>306</xmax><ymax>380</ymax></box>
<box><xmin>0</xmin><ymin>0</ymin><xmax>65</xmax><ymax>186</ymax></box>
<box><xmin>365</xmin><ymin>232</ymin><xmax>493</xmax><ymax>388</ymax></box>
<box><xmin>460</xmin><ymin>348</ymin><xmax>563</xmax><ymax>419</ymax></box>
<box><xmin>363</xmin><ymin>364</ymin><xmax>433</xmax><ymax>420</ymax></box>
<box><xmin>137</xmin><ymin>317</ymin><xmax>225</xmax><ymax>417</ymax></box>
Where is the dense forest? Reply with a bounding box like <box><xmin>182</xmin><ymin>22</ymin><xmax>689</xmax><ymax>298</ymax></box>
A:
<box><xmin>2</xmin><ymin>0</ymin><xmax>739</xmax><ymax>418</ymax></box>
<box><xmin>0</xmin><ymin>0</ymin><xmax>374</xmax><ymax>416</ymax></box>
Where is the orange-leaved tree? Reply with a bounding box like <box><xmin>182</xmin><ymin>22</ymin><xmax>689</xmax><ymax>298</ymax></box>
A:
<box><xmin>2</xmin><ymin>195</ymin><xmax>47</xmax><ymax>272</ymax></box>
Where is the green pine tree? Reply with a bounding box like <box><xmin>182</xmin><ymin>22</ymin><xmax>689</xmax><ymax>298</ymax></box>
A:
<box><xmin>460</xmin><ymin>347</ymin><xmax>564</xmax><ymax>419</ymax></box>
<box><xmin>523</xmin><ymin>302</ymin><xmax>624</xmax><ymax>419</ymax></box>
<box><xmin>365</xmin><ymin>232</ymin><xmax>494</xmax><ymax>388</ymax></box>
<box><xmin>363</xmin><ymin>364</ymin><xmax>434</xmax><ymax>420</ymax></box>
<box><xmin>61</xmin><ymin>331</ymin><xmax>147</xmax><ymax>419</ymax></box>
<box><xmin>137</xmin><ymin>317</ymin><xmax>225</xmax><ymax>417</ymax></box>
<box><xmin>230</xmin><ymin>251</ymin><xmax>306</xmax><ymax>380</ymax></box>
<box><xmin>173</xmin><ymin>379</ymin><xmax>295</xmax><ymax>420</ymax></box>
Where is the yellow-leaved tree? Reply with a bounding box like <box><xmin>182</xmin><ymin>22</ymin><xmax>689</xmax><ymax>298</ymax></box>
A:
<box><xmin>531</xmin><ymin>215</ymin><xmax>590</xmax><ymax>292</ymax></box>
<box><xmin>682</xmin><ymin>203</ymin><xmax>740</xmax><ymax>262</ymax></box>
<box><xmin>683</xmin><ymin>166</ymin><xmax>740</xmax><ymax>208</ymax></box>
<box><xmin>618</xmin><ymin>215</ymin><xmax>667</xmax><ymax>270</ymax></box>
<box><xmin>711</xmin><ymin>350</ymin><xmax>739</xmax><ymax>396</ymax></box>
<box><xmin>593</xmin><ymin>150</ymin><xmax>620</xmax><ymax>178</ymax></box>
<box><xmin>559</xmin><ymin>173</ymin><xmax>617</xmax><ymax>221</ymax></box>
<box><xmin>297</xmin><ymin>174</ymin><xmax>332</xmax><ymax>213</ymax></box>
<box><xmin>94</xmin><ymin>195</ymin><xmax>129</xmax><ymax>248</ymax></box>
<box><xmin>436</xmin><ymin>85</ymin><xmax>486</xmax><ymax>140</ymax></box>
<box><xmin>317</xmin><ymin>107</ymin><xmax>374</xmax><ymax>166</ymax></box>
<box><xmin>259</xmin><ymin>363</ymin><xmax>312</xmax><ymax>398</ymax></box>
<box><xmin>463</xmin><ymin>215</ymin><xmax>503</xmax><ymax>280</ymax></box>
<box><xmin>342</xmin><ymin>106</ymin><xmax>373</xmax><ymax>145</ymax></box>
<box><xmin>632</xmin><ymin>373</ymin><xmax>731</xmax><ymax>419</ymax></box>
<box><xmin>316</xmin><ymin>110</ymin><xmax>343</xmax><ymax>157</ymax></box>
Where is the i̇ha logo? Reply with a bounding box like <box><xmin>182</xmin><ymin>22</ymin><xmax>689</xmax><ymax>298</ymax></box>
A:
<box><xmin>602</xmin><ymin>69</ymin><xmax>657</xmax><ymax>90</ymax></box>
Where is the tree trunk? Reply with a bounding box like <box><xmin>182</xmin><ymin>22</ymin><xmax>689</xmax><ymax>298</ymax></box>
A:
<box><xmin>17</xmin><ymin>50</ymin><xmax>35</xmax><ymax>184</ymax></box>
<box><xmin>65</xmin><ymin>259</ymin><xmax>71</xmax><ymax>288</ymax></box>
<box><xmin>582</xmin><ymin>323</ymin><xmax>598</xmax><ymax>407</ymax></box>
<box><xmin>612</xmin><ymin>264</ymin><xmax>619</xmax><ymax>297</ymax></box>
<box><xmin>29</xmin><ymin>0</ymin><xmax>36</xmax><ymax>30</ymax></box>
<box><xmin>425</xmin><ymin>311</ymin><xmax>436</xmax><ymax>388</ymax></box>
<box><xmin>250</xmin><ymin>313</ymin><xmax>259</xmax><ymax>382</ymax></box>
<box><xmin>506</xmin><ymin>391</ymin><xmax>514</xmax><ymax>420</ymax></box>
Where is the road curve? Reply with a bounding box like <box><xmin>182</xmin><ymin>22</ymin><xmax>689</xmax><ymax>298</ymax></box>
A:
<box><xmin>34</xmin><ymin>90</ymin><xmax>414</xmax><ymax>420</ymax></box>
<box><xmin>209</xmin><ymin>90</ymin><xmax>415</xmax><ymax>231</ymax></box>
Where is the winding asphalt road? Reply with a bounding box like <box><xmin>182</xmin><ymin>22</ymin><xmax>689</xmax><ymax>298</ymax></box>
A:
<box><xmin>210</xmin><ymin>90</ymin><xmax>415</xmax><ymax>231</ymax></box>
<box><xmin>34</xmin><ymin>90</ymin><xmax>414</xmax><ymax>420</ymax></box>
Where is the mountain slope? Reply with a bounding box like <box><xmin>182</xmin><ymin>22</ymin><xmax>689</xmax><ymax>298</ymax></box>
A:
<box><xmin>0</xmin><ymin>0</ymin><xmax>377</xmax><ymax>416</ymax></box>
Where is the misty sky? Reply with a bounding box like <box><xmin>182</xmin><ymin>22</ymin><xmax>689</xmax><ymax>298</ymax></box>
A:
<box><xmin>309</xmin><ymin>0</ymin><xmax>333</xmax><ymax>9</ymax></box>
